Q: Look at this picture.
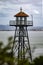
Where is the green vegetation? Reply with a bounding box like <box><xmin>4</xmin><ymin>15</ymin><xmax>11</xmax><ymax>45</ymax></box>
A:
<box><xmin>0</xmin><ymin>36</ymin><xmax>15</xmax><ymax>65</ymax></box>
<box><xmin>32</xmin><ymin>56</ymin><xmax>43</xmax><ymax>65</ymax></box>
<box><xmin>0</xmin><ymin>36</ymin><xmax>43</xmax><ymax>65</ymax></box>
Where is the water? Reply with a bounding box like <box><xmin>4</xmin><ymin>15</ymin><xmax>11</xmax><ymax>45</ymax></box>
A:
<box><xmin>0</xmin><ymin>31</ymin><xmax>43</xmax><ymax>59</ymax></box>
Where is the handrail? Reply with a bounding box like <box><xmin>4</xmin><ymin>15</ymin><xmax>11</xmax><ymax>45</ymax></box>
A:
<box><xmin>9</xmin><ymin>20</ymin><xmax>33</xmax><ymax>26</ymax></box>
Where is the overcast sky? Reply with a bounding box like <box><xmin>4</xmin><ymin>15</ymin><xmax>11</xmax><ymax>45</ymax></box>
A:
<box><xmin>0</xmin><ymin>0</ymin><xmax>43</xmax><ymax>26</ymax></box>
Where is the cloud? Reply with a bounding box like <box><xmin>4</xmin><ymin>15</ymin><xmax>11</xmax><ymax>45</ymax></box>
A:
<box><xmin>0</xmin><ymin>0</ymin><xmax>42</xmax><ymax>26</ymax></box>
<box><xmin>33</xmin><ymin>10</ymin><xmax>39</xmax><ymax>14</ymax></box>
<box><xmin>42</xmin><ymin>0</ymin><xmax>43</xmax><ymax>16</ymax></box>
<box><xmin>0</xmin><ymin>0</ymin><xmax>42</xmax><ymax>5</ymax></box>
<box><xmin>0</xmin><ymin>12</ymin><xmax>8</xmax><ymax>17</ymax></box>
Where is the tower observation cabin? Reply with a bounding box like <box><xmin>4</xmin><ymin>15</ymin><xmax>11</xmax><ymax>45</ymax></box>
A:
<box><xmin>9</xmin><ymin>8</ymin><xmax>33</xmax><ymax>61</ymax></box>
<box><xmin>10</xmin><ymin>8</ymin><xmax>33</xmax><ymax>26</ymax></box>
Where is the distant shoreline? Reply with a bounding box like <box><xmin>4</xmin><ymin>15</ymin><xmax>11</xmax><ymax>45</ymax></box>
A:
<box><xmin>0</xmin><ymin>25</ymin><xmax>43</xmax><ymax>31</ymax></box>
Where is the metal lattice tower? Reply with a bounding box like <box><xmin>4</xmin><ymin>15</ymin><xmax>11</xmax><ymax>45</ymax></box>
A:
<box><xmin>9</xmin><ymin>8</ymin><xmax>33</xmax><ymax>61</ymax></box>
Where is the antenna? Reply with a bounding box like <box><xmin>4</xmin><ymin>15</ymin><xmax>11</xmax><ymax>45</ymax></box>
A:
<box><xmin>20</xmin><ymin>7</ymin><xmax>22</xmax><ymax>12</ymax></box>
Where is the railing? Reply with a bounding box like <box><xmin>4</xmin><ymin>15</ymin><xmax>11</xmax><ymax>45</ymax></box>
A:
<box><xmin>9</xmin><ymin>20</ymin><xmax>33</xmax><ymax>26</ymax></box>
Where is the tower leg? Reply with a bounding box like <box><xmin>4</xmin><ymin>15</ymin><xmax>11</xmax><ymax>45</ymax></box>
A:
<box><xmin>13</xmin><ymin>26</ymin><xmax>32</xmax><ymax>62</ymax></box>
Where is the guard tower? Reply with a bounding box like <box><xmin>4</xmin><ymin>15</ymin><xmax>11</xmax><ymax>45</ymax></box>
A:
<box><xmin>9</xmin><ymin>8</ymin><xmax>33</xmax><ymax>61</ymax></box>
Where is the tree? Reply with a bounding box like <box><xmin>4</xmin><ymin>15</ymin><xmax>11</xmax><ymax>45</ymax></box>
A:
<box><xmin>33</xmin><ymin>56</ymin><xmax>43</xmax><ymax>65</ymax></box>
<box><xmin>0</xmin><ymin>36</ymin><xmax>15</xmax><ymax>65</ymax></box>
<box><xmin>0</xmin><ymin>36</ymin><xmax>43</xmax><ymax>65</ymax></box>
<box><xmin>17</xmin><ymin>59</ymin><xmax>30</xmax><ymax>65</ymax></box>
<box><xmin>30</xmin><ymin>56</ymin><xmax>43</xmax><ymax>65</ymax></box>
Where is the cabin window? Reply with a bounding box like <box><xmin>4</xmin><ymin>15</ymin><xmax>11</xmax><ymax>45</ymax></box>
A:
<box><xmin>22</xmin><ymin>17</ymin><xmax>24</xmax><ymax>21</ymax></box>
<box><xmin>18</xmin><ymin>17</ymin><xmax>20</xmax><ymax>20</ymax></box>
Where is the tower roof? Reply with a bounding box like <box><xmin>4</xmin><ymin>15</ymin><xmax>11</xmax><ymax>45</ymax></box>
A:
<box><xmin>14</xmin><ymin>8</ymin><xmax>29</xmax><ymax>17</ymax></box>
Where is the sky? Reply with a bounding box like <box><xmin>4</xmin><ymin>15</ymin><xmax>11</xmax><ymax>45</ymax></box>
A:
<box><xmin>0</xmin><ymin>0</ymin><xmax>43</xmax><ymax>26</ymax></box>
